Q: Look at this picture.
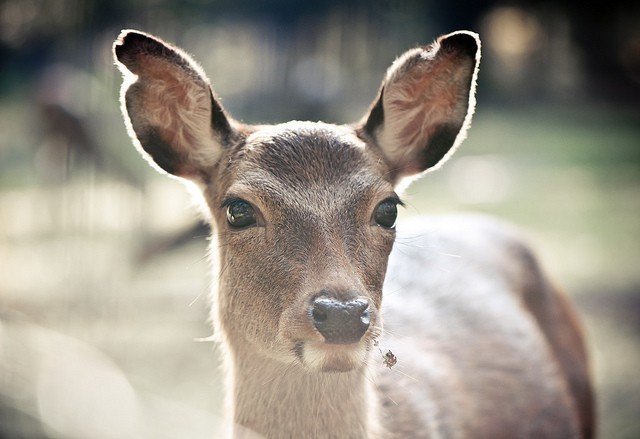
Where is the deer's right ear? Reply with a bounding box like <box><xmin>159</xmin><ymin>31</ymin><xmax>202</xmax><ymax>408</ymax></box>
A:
<box><xmin>113</xmin><ymin>30</ymin><xmax>235</xmax><ymax>182</ymax></box>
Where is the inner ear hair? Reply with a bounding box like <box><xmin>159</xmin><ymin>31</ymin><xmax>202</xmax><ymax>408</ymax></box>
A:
<box><xmin>114</xmin><ymin>30</ymin><xmax>234</xmax><ymax>181</ymax></box>
<box><xmin>361</xmin><ymin>31</ymin><xmax>481</xmax><ymax>183</ymax></box>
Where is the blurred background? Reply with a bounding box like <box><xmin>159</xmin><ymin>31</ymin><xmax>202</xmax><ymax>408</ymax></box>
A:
<box><xmin>0</xmin><ymin>0</ymin><xmax>638</xmax><ymax>437</ymax></box>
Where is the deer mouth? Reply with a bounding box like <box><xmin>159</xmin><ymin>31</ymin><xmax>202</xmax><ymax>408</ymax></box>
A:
<box><xmin>293</xmin><ymin>339</ymin><xmax>370</xmax><ymax>372</ymax></box>
<box><xmin>282</xmin><ymin>300</ymin><xmax>381</xmax><ymax>372</ymax></box>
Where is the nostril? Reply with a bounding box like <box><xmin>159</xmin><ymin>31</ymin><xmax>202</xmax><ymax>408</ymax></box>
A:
<box><xmin>312</xmin><ymin>306</ymin><xmax>328</xmax><ymax>323</ymax></box>
<box><xmin>360</xmin><ymin>307</ymin><xmax>371</xmax><ymax>326</ymax></box>
<box><xmin>351</xmin><ymin>299</ymin><xmax>369</xmax><ymax>315</ymax></box>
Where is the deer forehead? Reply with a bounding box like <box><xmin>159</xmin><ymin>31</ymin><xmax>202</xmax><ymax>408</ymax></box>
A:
<box><xmin>245</xmin><ymin>121</ymin><xmax>362</xmax><ymax>149</ymax></box>
<box><xmin>222</xmin><ymin>121</ymin><xmax>393</xmax><ymax>213</ymax></box>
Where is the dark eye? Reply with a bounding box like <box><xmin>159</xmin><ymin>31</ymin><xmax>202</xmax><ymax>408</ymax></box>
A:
<box><xmin>374</xmin><ymin>198</ymin><xmax>399</xmax><ymax>229</ymax></box>
<box><xmin>226</xmin><ymin>200</ymin><xmax>257</xmax><ymax>228</ymax></box>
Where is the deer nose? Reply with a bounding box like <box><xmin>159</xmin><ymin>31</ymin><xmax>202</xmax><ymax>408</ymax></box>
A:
<box><xmin>311</xmin><ymin>297</ymin><xmax>371</xmax><ymax>344</ymax></box>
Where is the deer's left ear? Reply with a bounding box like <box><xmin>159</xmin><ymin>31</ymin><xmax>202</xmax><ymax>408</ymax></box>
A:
<box><xmin>359</xmin><ymin>31</ymin><xmax>480</xmax><ymax>182</ymax></box>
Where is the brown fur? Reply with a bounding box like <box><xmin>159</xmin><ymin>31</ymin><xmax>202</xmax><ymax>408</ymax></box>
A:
<box><xmin>114</xmin><ymin>29</ymin><xmax>594</xmax><ymax>438</ymax></box>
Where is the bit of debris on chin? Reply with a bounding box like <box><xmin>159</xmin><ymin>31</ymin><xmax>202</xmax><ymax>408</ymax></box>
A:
<box><xmin>372</xmin><ymin>337</ymin><xmax>397</xmax><ymax>368</ymax></box>
<box><xmin>383</xmin><ymin>350</ymin><xmax>397</xmax><ymax>369</ymax></box>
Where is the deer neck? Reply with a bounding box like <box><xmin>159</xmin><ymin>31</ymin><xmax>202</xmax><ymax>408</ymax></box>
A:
<box><xmin>222</xmin><ymin>341</ymin><xmax>381</xmax><ymax>438</ymax></box>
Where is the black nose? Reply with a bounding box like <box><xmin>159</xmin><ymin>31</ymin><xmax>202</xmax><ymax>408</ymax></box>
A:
<box><xmin>311</xmin><ymin>297</ymin><xmax>371</xmax><ymax>344</ymax></box>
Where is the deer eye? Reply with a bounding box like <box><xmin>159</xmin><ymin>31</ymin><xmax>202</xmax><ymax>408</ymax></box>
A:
<box><xmin>225</xmin><ymin>199</ymin><xmax>257</xmax><ymax>228</ymax></box>
<box><xmin>373</xmin><ymin>198</ymin><xmax>399</xmax><ymax>229</ymax></box>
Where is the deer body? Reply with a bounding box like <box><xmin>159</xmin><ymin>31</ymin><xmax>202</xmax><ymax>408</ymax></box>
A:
<box><xmin>379</xmin><ymin>215</ymin><xmax>589</xmax><ymax>438</ymax></box>
<box><xmin>114</xmin><ymin>30</ymin><xmax>594</xmax><ymax>438</ymax></box>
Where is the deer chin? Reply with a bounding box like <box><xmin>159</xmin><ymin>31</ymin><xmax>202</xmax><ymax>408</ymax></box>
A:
<box><xmin>297</xmin><ymin>339</ymin><xmax>370</xmax><ymax>373</ymax></box>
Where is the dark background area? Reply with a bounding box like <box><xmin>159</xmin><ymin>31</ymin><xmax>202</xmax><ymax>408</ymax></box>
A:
<box><xmin>0</xmin><ymin>0</ymin><xmax>639</xmax><ymax>437</ymax></box>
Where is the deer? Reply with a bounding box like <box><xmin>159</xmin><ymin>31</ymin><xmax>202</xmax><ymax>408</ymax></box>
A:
<box><xmin>113</xmin><ymin>29</ymin><xmax>594</xmax><ymax>438</ymax></box>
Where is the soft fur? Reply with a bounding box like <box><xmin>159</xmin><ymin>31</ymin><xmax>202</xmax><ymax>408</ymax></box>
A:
<box><xmin>114</xmin><ymin>29</ymin><xmax>593</xmax><ymax>438</ymax></box>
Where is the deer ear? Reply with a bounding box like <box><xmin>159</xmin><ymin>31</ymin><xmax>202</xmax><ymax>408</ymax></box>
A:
<box><xmin>113</xmin><ymin>30</ymin><xmax>235</xmax><ymax>182</ymax></box>
<box><xmin>360</xmin><ymin>31</ymin><xmax>480</xmax><ymax>183</ymax></box>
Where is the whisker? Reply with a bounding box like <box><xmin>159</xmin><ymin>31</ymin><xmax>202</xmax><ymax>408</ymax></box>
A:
<box><xmin>392</xmin><ymin>367</ymin><xmax>420</xmax><ymax>383</ymax></box>
<box><xmin>371</xmin><ymin>325</ymin><xmax>409</xmax><ymax>340</ymax></box>
<box><xmin>382</xmin><ymin>285</ymin><xmax>407</xmax><ymax>298</ymax></box>
<box><xmin>188</xmin><ymin>291</ymin><xmax>203</xmax><ymax>307</ymax></box>
<box><xmin>437</xmin><ymin>252</ymin><xmax>462</xmax><ymax>258</ymax></box>
<box><xmin>261</xmin><ymin>360</ymin><xmax>297</xmax><ymax>386</ymax></box>
<box><xmin>360</xmin><ymin>368</ymin><xmax>399</xmax><ymax>406</ymax></box>
<box><xmin>194</xmin><ymin>334</ymin><xmax>216</xmax><ymax>343</ymax></box>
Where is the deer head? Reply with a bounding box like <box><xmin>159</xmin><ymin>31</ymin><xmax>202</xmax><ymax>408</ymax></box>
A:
<box><xmin>113</xmin><ymin>29</ymin><xmax>480</xmax><ymax>373</ymax></box>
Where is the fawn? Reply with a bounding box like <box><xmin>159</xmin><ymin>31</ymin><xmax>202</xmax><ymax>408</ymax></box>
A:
<box><xmin>114</xmin><ymin>29</ymin><xmax>594</xmax><ymax>438</ymax></box>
